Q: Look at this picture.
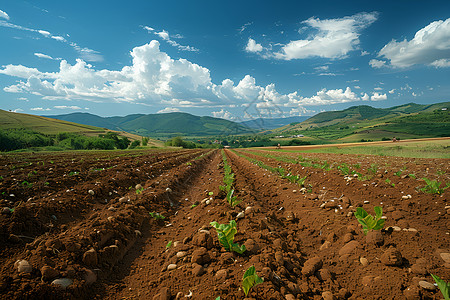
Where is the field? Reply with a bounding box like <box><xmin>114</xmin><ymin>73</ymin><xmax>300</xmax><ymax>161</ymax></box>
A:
<box><xmin>0</xmin><ymin>147</ymin><xmax>449</xmax><ymax>299</ymax></box>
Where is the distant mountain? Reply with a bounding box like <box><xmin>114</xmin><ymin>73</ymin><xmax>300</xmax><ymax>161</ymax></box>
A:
<box><xmin>240</xmin><ymin>116</ymin><xmax>310</xmax><ymax>130</ymax></box>
<box><xmin>45</xmin><ymin>112</ymin><xmax>255</xmax><ymax>137</ymax></box>
<box><xmin>272</xmin><ymin>102</ymin><xmax>450</xmax><ymax>141</ymax></box>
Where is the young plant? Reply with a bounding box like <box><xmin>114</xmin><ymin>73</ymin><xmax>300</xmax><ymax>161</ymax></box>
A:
<box><xmin>210</xmin><ymin>220</ymin><xmax>246</xmax><ymax>254</ymax></box>
<box><xmin>337</xmin><ymin>163</ymin><xmax>351</xmax><ymax>176</ymax></box>
<box><xmin>420</xmin><ymin>178</ymin><xmax>450</xmax><ymax>195</ymax></box>
<box><xmin>431</xmin><ymin>274</ymin><xmax>450</xmax><ymax>300</ymax></box>
<box><xmin>226</xmin><ymin>189</ymin><xmax>241</xmax><ymax>207</ymax></box>
<box><xmin>166</xmin><ymin>240</ymin><xmax>173</xmax><ymax>249</ymax></box>
<box><xmin>354</xmin><ymin>206</ymin><xmax>385</xmax><ymax>235</ymax></box>
<box><xmin>242</xmin><ymin>265</ymin><xmax>264</xmax><ymax>297</ymax></box>
<box><xmin>149</xmin><ymin>212</ymin><xmax>165</xmax><ymax>220</ymax></box>
<box><xmin>136</xmin><ymin>187</ymin><xmax>144</xmax><ymax>194</ymax></box>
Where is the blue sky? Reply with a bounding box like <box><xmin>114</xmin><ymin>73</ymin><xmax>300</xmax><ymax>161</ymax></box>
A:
<box><xmin>0</xmin><ymin>0</ymin><xmax>449</xmax><ymax>122</ymax></box>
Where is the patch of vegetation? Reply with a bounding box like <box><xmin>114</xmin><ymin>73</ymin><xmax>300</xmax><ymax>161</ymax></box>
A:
<box><xmin>242</xmin><ymin>266</ymin><xmax>264</xmax><ymax>297</ymax></box>
<box><xmin>420</xmin><ymin>178</ymin><xmax>450</xmax><ymax>195</ymax></box>
<box><xmin>210</xmin><ymin>220</ymin><xmax>246</xmax><ymax>254</ymax></box>
<box><xmin>431</xmin><ymin>274</ymin><xmax>450</xmax><ymax>300</ymax></box>
<box><xmin>354</xmin><ymin>206</ymin><xmax>385</xmax><ymax>235</ymax></box>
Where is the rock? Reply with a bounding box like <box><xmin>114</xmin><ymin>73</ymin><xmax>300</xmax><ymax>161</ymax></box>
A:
<box><xmin>338</xmin><ymin>241</ymin><xmax>360</xmax><ymax>256</ymax></box>
<box><xmin>285</xmin><ymin>294</ymin><xmax>295</xmax><ymax>300</ymax></box>
<box><xmin>366</xmin><ymin>230</ymin><xmax>384</xmax><ymax>246</ymax></box>
<box><xmin>244</xmin><ymin>239</ymin><xmax>258</xmax><ymax>254</ymax></box>
<box><xmin>410</xmin><ymin>258</ymin><xmax>428</xmax><ymax>275</ymax></box>
<box><xmin>275</xmin><ymin>251</ymin><xmax>284</xmax><ymax>265</ymax></box>
<box><xmin>236</xmin><ymin>211</ymin><xmax>245</xmax><ymax>219</ymax></box>
<box><xmin>153</xmin><ymin>287</ymin><xmax>171</xmax><ymax>300</ymax></box>
<box><xmin>192</xmin><ymin>263</ymin><xmax>204</xmax><ymax>276</ymax></box>
<box><xmin>285</xmin><ymin>210</ymin><xmax>295</xmax><ymax>221</ymax></box>
<box><xmin>192</xmin><ymin>232</ymin><xmax>213</xmax><ymax>250</ymax></box>
<box><xmin>320</xmin><ymin>241</ymin><xmax>332</xmax><ymax>251</ymax></box>
<box><xmin>360</xmin><ymin>257</ymin><xmax>369</xmax><ymax>267</ymax></box>
<box><xmin>390</xmin><ymin>226</ymin><xmax>402</xmax><ymax>231</ymax></box>
<box><xmin>301</xmin><ymin>256</ymin><xmax>323</xmax><ymax>277</ymax></box>
<box><xmin>176</xmin><ymin>251</ymin><xmax>187</xmax><ymax>259</ymax></box>
<box><xmin>215</xmin><ymin>269</ymin><xmax>228</xmax><ymax>281</ymax></box>
<box><xmin>380</xmin><ymin>247</ymin><xmax>403</xmax><ymax>266</ymax></box>
<box><xmin>167</xmin><ymin>264</ymin><xmax>177</xmax><ymax>271</ymax></box>
<box><xmin>166</xmin><ymin>188</ymin><xmax>172</xmax><ymax>193</ymax></box>
<box><xmin>83</xmin><ymin>269</ymin><xmax>97</xmax><ymax>285</ymax></box>
<box><xmin>220</xmin><ymin>252</ymin><xmax>234</xmax><ymax>263</ymax></box>
<box><xmin>322</xmin><ymin>291</ymin><xmax>335</xmax><ymax>300</ymax></box>
<box><xmin>41</xmin><ymin>265</ymin><xmax>59</xmax><ymax>281</ymax></box>
<box><xmin>14</xmin><ymin>260</ymin><xmax>32</xmax><ymax>274</ymax></box>
<box><xmin>2</xmin><ymin>207</ymin><xmax>11</xmax><ymax>214</ymax></box>
<box><xmin>403</xmin><ymin>285</ymin><xmax>421</xmax><ymax>299</ymax></box>
<box><xmin>317</xmin><ymin>268</ymin><xmax>333</xmax><ymax>281</ymax></box>
<box><xmin>191</xmin><ymin>247</ymin><xmax>210</xmax><ymax>265</ymax></box>
<box><xmin>324</xmin><ymin>201</ymin><xmax>338</xmax><ymax>209</ymax></box>
<box><xmin>418</xmin><ymin>280</ymin><xmax>436</xmax><ymax>290</ymax></box>
<box><xmin>245</xmin><ymin>206</ymin><xmax>253</xmax><ymax>214</ymax></box>
<box><xmin>51</xmin><ymin>278</ymin><xmax>73</xmax><ymax>289</ymax></box>
<box><xmin>342</xmin><ymin>233</ymin><xmax>354</xmax><ymax>243</ymax></box>
<box><xmin>135</xmin><ymin>184</ymin><xmax>143</xmax><ymax>190</ymax></box>
<box><xmin>439</xmin><ymin>252</ymin><xmax>450</xmax><ymax>264</ymax></box>
<box><xmin>88</xmin><ymin>190</ymin><xmax>95</xmax><ymax>196</ymax></box>
<box><xmin>82</xmin><ymin>249</ymin><xmax>98</xmax><ymax>266</ymax></box>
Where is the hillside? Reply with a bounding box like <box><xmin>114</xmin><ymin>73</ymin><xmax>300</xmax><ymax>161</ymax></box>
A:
<box><xmin>46</xmin><ymin>112</ymin><xmax>255</xmax><ymax>137</ymax></box>
<box><xmin>273</xmin><ymin>102</ymin><xmax>450</xmax><ymax>142</ymax></box>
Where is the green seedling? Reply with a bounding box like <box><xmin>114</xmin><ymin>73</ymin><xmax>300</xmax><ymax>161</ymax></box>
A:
<box><xmin>21</xmin><ymin>180</ymin><xmax>33</xmax><ymax>188</ymax></box>
<box><xmin>354</xmin><ymin>206</ymin><xmax>385</xmax><ymax>235</ymax></box>
<box><xmin>420</xmin><ymin>178</ymin><xmax>450</xmax><ymax>195</ymax></box>
<box><xmin>136</xmin><ymin>187</ymin><xmax>144</xmax><ymax>194</ymax></box>
<box><xmin>394</xmin><ymin>170</ymin><xmax>402</xmax><ymax>177</ymax></box>
<box><xmin>149</xmin><ymin>212</ymin><xmax>165</xmax><ymax>220</ymax></box>
<box><xmin>242</xmin><ymin>265</ymin><xmax>264</xmax><ymax>297</ymax></box>
<box><xmin>431</xmin><ymin>274</ymin><xmax>450</xmax><ymax>300</ymax></box>
<box><xmin>68</xmin><ymin>171</ymin><xmax>78</xmax><ymax>176</ymax></box>
<box><xmin>210</xmin><ymin>220</ymin><xmax>246</xmax><ymax>254</ymax></box>
<box><xmin>226</xmin><ymin>189</ymin><xmax>241</xmax><ymax>207</ymax></box>
<box><xmin>166</xmin><ymin>241</ymin><xmax>172</xmax><ymax>249</ymax></box>
<box><xmin>409</xmin><ymin>174</ymin><xmax>416</xmax><ymax>179</ymax></box>
<box><xmin>208</xmin><ymin>191</ymin><xmax>214</xmax><ymax>196</ymax></box>
<box><xmin>368</xmin><ymin>164</ymin><xmax>378</xmax><ymax>175</ymax></box>
<box><xmin>191</xmin><ymin>202</ymin><xmax>198</xmax><ymax>209</ymax></box>
<box><xmin>337</xmin><ymin>163</ymin><xmax>351</xmax><ymax>176</ymax></box>
<box><xmin>186</xmin><ymin>162</ymin><xmax>192</xmax><ymax>166</ymax></box>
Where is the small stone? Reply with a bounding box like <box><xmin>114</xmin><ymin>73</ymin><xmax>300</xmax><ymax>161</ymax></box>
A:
<box><xmin>108</xmin><ymin>206</ymin><xmax>116</xmax><ymax>211</ymax></box>
<box><xmin>366</xmin><ymin>230</ymin><xmax>384</xmax><ymax>246</ymax></box>
<box><xmin>236</xmin><ymin>211</ymin><xmax>245</xmax><ymax>219</ymax></box>
<box><xmin>83</xmin><ymin>269</ymin><xmax>97</xmax><ymax>285</ymax></box>
<box><xmin>215</xmin><ymin>269</ymin><xmax>228</xmax><ymax>281</ymax></box>
<box><xmin>380</xmin><ymin>247</ymin><xmax>403</xmax><ymax>266</ymax></box>
<box><xmin>360</xmin><ymin>257</ymin><xmax>369</xmax><ymax>267</ymax></box>
<box><xmin>51</xmin><ymin>278</ymin><xmax>73</xmax><ymax>289</ymax></box>
<box><xmin>245</xmin><ymin>206</ymin><xmax>253</xmax><ymax>214</ymax></box>
<box><xmin>440</xmin><ymin>252</ymin><xmax>450</xmax><ymax>263</ymax></box>
<box><xmin>135</xmin><ymin>230</ymin><xmax>142</xmax><ymax>237</ymax></box>
<box><xmin>410</xmin><ymin>258</ymin><xmax>428</xmax><ymax>275</ymax></box>
<box><xmin>119</xmin><ymin>197</ymin><xmax>127</xmax><ymax>203</ymax></box>
<box><xmin>192</xmin><ymin>232</ymin><xmax>213</xmax><ymax>250</ymax></box>
<box><xmin>2</xmin><ymin>207</ymin><xmax>11</xmax><ymax>214</ymax></box>
<box><xmin>167</xmin><ymin>264</ymin><xmax>177</xmax><ymax>271</ymax></box>
<box><xmin>15</xmin><ymin>260</ymin><xmax>32</xmax><ymax>274</ymax></box>
<box><xmin>342</xmin><ymin>233</ymin><xmax>354</xmax><ymax>243</ymax></box>
<box><xmin>244</xmin><ymin>239</ymin><xmax>258</xmax><ymax>254</ymax></box>
<box><xmin>192</xmin><ymin>263</ymin><xmax>204</xmax><ymax>276</ymax></box>
<box><xmin>41</xmin><ymin>265</ymin><xmax>59</xmax><ymax>281</ymax></box>
<box><xmin>285</xmin><ymin>294</ymin><xmax>295</xmax><ymax>300</ymax></box>
<box><xmin>301</xmin><ymin>256</ymin><xmax>322</xmax><ymax>277</ymax></box>
<box><xmin>88</xmin><ymin>190</ymin><xmax>95</xmax><ymax>195</ymax></box>
<box><xmin>324</xmin><ymin>201</ymin><xmax>338</xmax><ymax>209</ymax></box>
<box><xmin>317</xmin><ymin>268</ymin><xmax>333</xmax><ymax>281</ymax></box>
<box><xmin>322</xmin><ymin>291</ymin><xmax>335</xmax><ymax>300</ymax></box>
<box><xmin>390</xmin><ymin>226</ymin><xmax>402</xmax><ymax>231</ymax></box>
<box><xmin>339</xmin><ymin>241</ymin><xmax>360</xmax><ymax>256</ymax></box>
<box><xmin>320</xmin><ymin>241</ymin><xmax>331</xmax><ymax>251</ymax></box>
<box><xmin>135</xmin><ymin>184</ymin><xmax>143</xmax><ymax>190</ymax></box>
<box><xmin>166</xmin><ymin>188</ymin><xmax>172</xmax><ymax>193</ymax></box>
<box><xmin>82</xmin><ymin>249</ymin><xmax>98</xmax><ymax>267</ymax></box>
<box><xmin>191</xmin><ymin>247</ymin><xmax>210</xmax><ymax>265</ymax></box>
<box><xmin>176</xmin><ymin>251</ymin><xmax>187</xmax><ymax>259</ymax></box>
<box><xmin>418</xmin><ymin>280</ymin><xmax>436</xmax><ymax>290</ymax></box>
<box><xmin>285</xmin><ymin>210</ymin><xmax>295</xmax><ymax>221</ymax></box>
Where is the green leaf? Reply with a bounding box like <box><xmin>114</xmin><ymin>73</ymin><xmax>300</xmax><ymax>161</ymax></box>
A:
<box><xmin>242</xmin><ymin>266</ymin><xmax>264</xmax><ymax>297</ymax></box>
<box><xmin>374</xmin><ymin>206</ymin><xmax>382</xmax><ymax>219</ymax></box>
<box><xmin>431</xmin><ymin>274</ymin><xmax>450</xmax><ymax>300</ymax></box>
<box><xmin>354</xmin><ymin>207</ymin><xmax>368</xmax><ymax>219</ymax></box>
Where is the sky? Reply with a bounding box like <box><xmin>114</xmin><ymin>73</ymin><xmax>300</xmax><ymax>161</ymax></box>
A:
<box><xmin>0</xmin><ymin>0</ymin><xmax>449</xmax><ymax>122</ymax></box>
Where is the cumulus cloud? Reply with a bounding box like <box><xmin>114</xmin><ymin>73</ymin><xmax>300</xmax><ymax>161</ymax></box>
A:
<box><xmin>212</xmin><ymin>109</ymin><xmax>233</xmax><ymax>120</ymax></box>
<box><xmin>30</xmin><ymin>107</ymin><xmax>51</xmax><ymax>111</ymax></box>
<box><xmin>54</xmin><ymin>105</ymin><xmax>82</xmax><ymax>110</ymax></box>
<box><xmin>369</xmin><ymin>59</ymin><xmax>386</xmax><ymax>68</ymax></box>
<box><xmin>371</xmin><ymin>92</ymin><xmax>387</xmax><ymax>101</ymax></box>
<box><xmin>245</xmin><ymin>38</ymin><xmax>263</xmax><ymax>53</ymax></box>
<box><xmin>389</xmin><ymin>89</ymin><xmax>395</xmax><ymax>94</ymax></box>
<box><xmin>374</xmin><ymin>18</ymin><xmax>450</xmax><ymax>68</ymax></box>
<box><xmin>0</xmin><ymin>9</ymin><xmax>9</xmax><ymax>20</ymax></box>
<box><xmin>143</xmin><ymin>26</ymin><xmax>199</xmax><ymax>52</ymax></box>
<box><xmin>157</xmin><ymin>107</ymin><xmax>180</xmax><ymax>113</ymax></box>
<box><xmin>1</xmin><ymin>40</ymin><xmax>385</xmax><ymax>114</ymax></box>
<box><xmin>272</xmin><ymin>12</ymin><xmax>377</xmax><ymax>60</ymax></box>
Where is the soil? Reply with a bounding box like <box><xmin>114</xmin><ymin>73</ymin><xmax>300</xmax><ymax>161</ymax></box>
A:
<box><xmin>0</xmin><ymin>148</ymin><xmax>449</xmax><ymax>300</ymax></box>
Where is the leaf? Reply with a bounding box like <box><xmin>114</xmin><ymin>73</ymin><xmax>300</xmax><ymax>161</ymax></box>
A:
<box><xmin>242</xmin><ymin>266</ymin><xmax>264</xmax><ymax>296</ymax></box>
<box><xmin>354</xmin><ymin>207</ymin><xmax>368</xmax><ymax>219</ymax></box>
<box><xmin>431</xmin><ymin>274</ymin><xmax>450</xmax><ymax>300</ymax></box>
<box><xmin>374</xmin><ymin>206</ymin><xmax>382</xmax><ymax>219</ymax></box>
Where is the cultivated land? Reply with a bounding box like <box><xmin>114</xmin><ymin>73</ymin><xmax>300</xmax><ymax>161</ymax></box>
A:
<box><xmin>0</xmin><ymin>146</ymin><xmax>449</xmax><ymax>299</ymax></box>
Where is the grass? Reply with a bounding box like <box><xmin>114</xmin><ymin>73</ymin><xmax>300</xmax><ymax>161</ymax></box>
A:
<box><xmin>273</xmin><ymin>139</ymin><xmax>450</xmax><ymax>159</ymax></box>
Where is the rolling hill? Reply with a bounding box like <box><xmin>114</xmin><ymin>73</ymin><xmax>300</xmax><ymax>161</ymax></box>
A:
<box><xmin>45</xmin><ymin>112</ymin><xmax>256</xmax><ymax>137</ymax></box>
<box><xmin>272</xmin><ymin>102</ymin><xmax>450</xmax><ymax>142</ymax></box>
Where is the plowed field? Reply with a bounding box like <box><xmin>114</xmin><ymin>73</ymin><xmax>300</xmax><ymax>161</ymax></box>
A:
<box><xmin>0</xmin><ymin>148</ymin><xmax>449</xmax><ymax>300</ymax></box>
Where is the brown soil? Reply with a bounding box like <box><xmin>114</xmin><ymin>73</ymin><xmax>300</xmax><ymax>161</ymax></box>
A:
<box><xmin>0</xmin><ymin>148</ymin><xmax>449</xmax><ymax>300</ymax></box>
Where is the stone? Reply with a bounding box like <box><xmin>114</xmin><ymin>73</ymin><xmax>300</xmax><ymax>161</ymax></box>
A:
<box><xmin>51</xmin><ymin>278</ymin><xmax>73</xmax><ymax>289</ymax></box>
<box><xmin>322</xmin><ymin>291</ymin><xmax>335</xmax><ymax>300</ymax></box>
<box><xmin>14</xmin><ymin>260</ymin><xmax>32</xmax><ymax>274</ymax></box>
<box><xmin>338</xmin><ymin>241</ymin><xmax>360</xmax><ymax>256</ymax></box>
<box><xmin>236</xmin><ymin>212</ymin><xmax>245</xmax><ymax>219</ymax></box>
<box><xmin>317</xmin><ymin>268</ymin><xmax>333</xmax><ymax>281</ymax></box>
<box><xmin>301</xmin><ymin>256</ymin><xmax>323</xmax><ymax>277</ymax></box>
<box><xmin>320</xmin><ymin>241</ymin><xmax>332</xmax><ymax>251</ymax></box>
<box><xmin>366</xmin><ymin>230</ymin><xmax>384</xmax><ymax>246</ymax></box>
<box><xmin>192</xmin><ymin>232</ymin><xmax>213</xmax><ymax>250</ymax></box>
<box><xmin>410</xmin><ymin>258</ymin><xmax>428</xmax><ymax>275</ymax></box>
<box><xmin>191</xmin><ymin>247</ymin><xmax>210</xmax><ymax>265</ymax></box>
<box><xmin>360</xmin><ymin>257</ymin><xmax>369</xmax><ymax>267</ymax></box>
<box><xmin>192</xmin><ymin>263</ymin><xmax>204</xmax><ymax>276</ymax></box>
<box><xmin>342</xmin><ymin>233</ymin><xmax>354</xmax><ymax>243</ymax></box>
<box><xmin>41</xmin><ymin>265</ymin><xmax>59</xmax><ymax>281</ymax></box>
<box><xmin>64</xmin><ymin>241</ymin><xmax>81</xmax><ymax>252</ymax></box>
<box><xmin>2</xmin><ymin>207</ymin><xmax>11</xmax><ymax>214</ymax></box>
<box><xmin>440</xmin><ymin>252</ymin><xmax>450</xmax><ymax>264</ymax></box>
<box><xmin>245</xmin><ymin>206</ymin><xmax>253</xmax><ymax>214</ymax></box>
<box><xmin>167</xmin><ymin>264</ymin><xmax>177</xmax><ymax>271</ymax></box>
<box><xmin>82</xmin><ymin>249</ymin><xmax>98</xmax><ymax>266</ymax></box>
<box><xmin>135</xmin><ymin>184</ymin><xmax>143</xmax><ymax>190</ymax></box>
<box><xmin>285</xmin><ymin>294</ymin><xmax>295</xmax><ymax>300</ymax></box>
<box><xmin>88</xmin><ymin>190</ymin><xmax>95</xmax><ymax>196</ymax></box>
<box><xmin>380</xmin><ymin>247</ymin><xmax>403</xmax><ymax>266</ymax></box>
<box><xmin>215</xmin><ymin>269</ymin><xmax>228</xmax><ymax>281</ymax></box>
<box><xmin>244</xmin><ymin>239</ymin><xmax>259</xmax><ymax>254</ymax></box>
<box><xmin>418</xmin><ymin>280</ymin><xmax>436</xmax><ymax>290</ymax></box>
<box><xmin>176</xmin><ymin>251</ymin><xmax>187</xmax><ymax>259</ymax></box>
<box><xmin>83</xmin><ymin>269</ymin><xmax>97</xmax><ymax>285</ymax></box>
<box><xmin>285</xmin><ymin>210</ymin><xmax>295</xmax><ymax>221</ymax></box>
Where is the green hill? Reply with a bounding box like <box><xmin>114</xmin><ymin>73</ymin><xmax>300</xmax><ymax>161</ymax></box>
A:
<box><xmin>273</xmin><ymin>102</ymin><xmax>450</xmax><ymax>142</ymax></box>
<box><xmin>46</xmin><ymin>112</ymin><xmax>255</xmax><ymax>137</ymax></box>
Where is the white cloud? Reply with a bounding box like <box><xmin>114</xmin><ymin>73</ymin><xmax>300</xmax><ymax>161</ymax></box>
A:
<box><xmin>144</xmin><ymin>26</ymin><xmax>199</xmax><ymax>52</ymax></box>
<box><xmin>314</xmin><ymin>65</ymin><xmax>329</xmax><ymax>72</ymax></box>
<box><xmin>157</xmin><ymin>107</ymin><xmax>180</xmax><ymax>113</ymax></box>
<box><xmin>361</xmin><ymin>50</ymin><xmax>369</xmax><ymax>56</ymax></box>
<box><xmin>273</xmin><ymin>12</ymin><xmax>377</xmax><ymax>60</ymax></box>
<box><xmin>389</xmin><ymin>89</ymin><xmax>395</xmax><ymax>94</ymax></box>
<box><xmin>354</xmin><ymin>86</ymin><xmax>360</xmax><ymax>89</ymax></box>
<box><xmin>18</xmin><ymin>97</ymin><xmax>28</xmax><ymax>101</ymax></box>
<box><xmin>245</xmin><ymin>38</ymin><xmax>263</xmax><ymax>53</ymax></box>
<box><xmin>0</xmin><ymin>9</ymin><xmax>10</xmax><ymax>20</ymax></box>
<box><xmin>371</xmin><ymin>92</ymin><xmax>387</xmax><ymax>101</ymax></box>
<box><xmin>374</xmin><ymin>87</ymin><xmax>383</xmax><ymax>91</ymax></box>
<box><xmin>377</xmin><ymin>18</ymin><xmax>450</xmax><ymax>68</ymax></box>
<box><xmin>30</xmin><ymin>107</ymin><xmax>51</xmax><ymax>111</ymax></box>
<box><xmin>38</xmin><ymin>30</ymin><xmax>51</xmax><ymax>37</ymax></box>
<box><xmin>54</xmin><ymin>105</ymin><xmax>82</xmax><ymax>110</ymax></box>
<box><xmin>51</xmin><ymin>35</ymin><xmax>66</xmax><ymax>42</ymax></box>
<box><xmin>212</xmin><ymin>109</ymin><xmax>233</xmax><ymax>120</ymax></box>
<box><xmin>12</xmin><ymin>108</ymin><xmax>24</xmax><ymax>112</ymax></box>
<box><xmin>361</xmin><ymin>93</ymin><xmax>370</xmax><ymax>101</ymax></box>
<box><xmin>369</xmin><ymin>59</ymin><xmax>386</xmax><ymax>68</ymax></box>
<box><xmin>34</xmin><ymin>52</ymin><xmax>59</xmax><ymax>60</ymax></box>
